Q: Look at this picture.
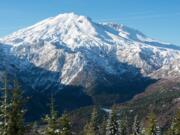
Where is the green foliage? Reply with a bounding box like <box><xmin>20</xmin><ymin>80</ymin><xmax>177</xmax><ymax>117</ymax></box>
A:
<box><xmin>99</xmin><ymin>118</ymin><xmax>106</xmax><ymax>135</ymax></box>
<box><xmin>106</xmin><ymin>107</ymin><xmax>119</xmax><ymax>135</ymax></box>
<box><xmin>0</xmin><ymin>74</ymin><xmax>179</xmax><ymax>135</ymax></box>
<box><xmin>43</xmin><ymin>95</ymin><xmax>60</xmax><ymax>135</ymax></box>
<box><xmin>119</xmin><ymin>116</ymin><xmax>128</xmax><ymax>135</ymax></box>
<box><xmin>83</xmin><ymin>107</ymin><xmax>99</xmax><ymax>135</ymax></box>
<box><xmin>167</xmin><ymin>109</ymin><xmax>180</xmax><ymax>135</ymax></box>
<box><xmin>132</xmin><ymin>115</ymin><xmax>141</xmax><ymax>135</ymax></box>
<box><xmin>173</xmin><ymin>109</ymin><xmax>180</xmax><ymax>135</ymax></box>
<box><xmin>0</xmin><ymin>74</ymin><xmax>9</xmax><ymax>135</ymax></box>
<box><xmin>144</xmin><ymin>112</ymin><xmax>160</xmax><ymax>135</ymax></box>
<box><xmin>7</xmin><ymin>80</ymin><xmax>25</xmax><ymax>135</ymax></box>
<box><xmin>59</xmin><ymin>112</ymin><xmax>71</xmax><ymax>135</ymax></box>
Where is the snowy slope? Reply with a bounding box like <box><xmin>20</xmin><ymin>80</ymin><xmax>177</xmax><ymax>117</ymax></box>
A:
<box><xmin>0</xmin><ymin>12</ymin><xmax>180</xmax><ymax>90</ymax></box>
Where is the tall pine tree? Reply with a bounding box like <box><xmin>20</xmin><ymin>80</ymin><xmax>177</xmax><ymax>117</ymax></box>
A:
<box><xmin>7</xmin><ymin>80</ymin><xmax>25</xmax><ymax>135</ymax></box>
<box><xmin>59</xmin><ymin>112</ymin><xmax>71</xmax><ymax>135</ymax></box>
<box><xmin>0</xmin><ymin>73</ymin><xmax>9</xmax><ymax>135</ymax></box>
<box><xmin>99</xmin><ymin>118</ymin><xmax>106</xmax><ymax>135</ymax></box>
<box><xmin>132</xmin><ymin>115</ymin><xmax>141</xmax><ymax>135</ymax></box>
<box><xmin>167</xmin><ymin>109</ymin><xmax>180</xmax><ymax>135</ymax></box>
<box><xmin>119</xmin><ymin>116</ymin><xmax>127</xmax><ymax>135</ymax></box>
<box><xmin>144</xmin><ymin>112</ymin><xmax>160</xmax><ymax>135</ymax></box>
<box><xmin>84</xmin><ymin>107</ymin><xmax>99</xmax><ymax>135</ymax></box>
<box><xmin>44</xmin><ymin>95</ymin><xmax>61</xmax><ymax>135</ymax></box>
<box><xmin>106</xmin><ymin>107</ymin><xmax>119</xmax><ymax>135</ymax></box>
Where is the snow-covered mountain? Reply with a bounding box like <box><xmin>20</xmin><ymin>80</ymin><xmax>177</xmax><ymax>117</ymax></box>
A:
<box><xmin>0</xmin><ymin>12</ymin><xmax>180</xmax><ymax>98</ymax></box>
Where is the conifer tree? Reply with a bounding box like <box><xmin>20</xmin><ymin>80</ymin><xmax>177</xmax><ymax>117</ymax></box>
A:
<box><xmin>99</xmin><ymin>118</ymin><xmax>106</xmax><ymax>135</ymax></box>
<box><xmin>44</xmin><ymin>95</ymin><xmax>61</xmax><ymax>135</ymax></box>
<box><xmin>59</xmin><ymin>112</ymin><xmax>71</xmax><ymax>135</ymax></box>
<box><xmin>0</xmin><ymin>74</ymin><xmax>9</xmax><ymax>135</ymax></box>
<box><xmin>132</xmin><ymin>115</ymin><xmax>141</xmax><ymax>135</ymax></box>
<box><xmin>167</xmin><ymin>109</ymin><xmax>180</xmax><ymax>135</ymax></box>
<box><xmin>144</xmin><ymin>112</ymin><xmax>160</xmax><ymax>135</ymax></box>
<box><xmin>119</xmin><ymin>116</ymin><xmax>127</xmax><ymax>135</ymax></box>
<box><xmin>155</xmin><ymin>125</ymin><xmax>161</xmax><ymax>135</ymax></box>
<box><xmin>106</xmin><ymin>107</ymin><xmax>119</xmax><ymax>135</ymax></box>
<box><xmin>84</xmin><ymin>107</ymin><xmax>99</xmax><ymax>135</ymax></box>
<box><xmin>7</xmin><ymin>80</ymin><xmax>25</xmax><ymax>135</ymax></box>
<box><xmin>173</xmin><ymin>109</ymin><xmax>180</xmax><ymax>135</ymax></box>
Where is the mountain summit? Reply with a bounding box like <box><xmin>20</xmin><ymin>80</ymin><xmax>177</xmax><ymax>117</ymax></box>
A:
<box><xmin>0</xmin><ymin>13</ymin><xmax>180</xmax><ymax>116</ymax></box>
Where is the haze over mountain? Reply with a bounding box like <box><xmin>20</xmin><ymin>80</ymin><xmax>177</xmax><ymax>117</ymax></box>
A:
<box><xmin>0</xmin><ymin>13</ymin><xmax>180</xmax><ymax>119</ymax></box>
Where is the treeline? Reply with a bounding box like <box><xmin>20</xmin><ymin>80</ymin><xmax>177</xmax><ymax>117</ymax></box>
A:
<box><xmin>0</xmin><ymin>75</ymin><xmax>71</xmax><ymax>135</ymax></box>
<box><xmin>0</xmin><ymin>76</ymin><xmax>25</xmax><ymax>135</ymax></box>
<box><xmin>0</xmin><ymin>76</ymin><xmax>180</xmax><ymax>135</ymax></box>
<box><xmin>83</xmin><ymin>107</ymin><xmax>180</xmax><ymax>135</ymax></box>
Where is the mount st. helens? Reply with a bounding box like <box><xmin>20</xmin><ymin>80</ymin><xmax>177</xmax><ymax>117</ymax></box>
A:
<box><xmin>0</xmin><ymin>13</ymin><xmax>180</xmax><ymax>119</ymax></box>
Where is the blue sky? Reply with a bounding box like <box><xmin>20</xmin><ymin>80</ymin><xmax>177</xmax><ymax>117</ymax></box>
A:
<box><xmin>0</xmin><ymin>0</ymin><xmax>180</xmax><ymax>45</ymax></box>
